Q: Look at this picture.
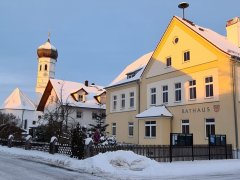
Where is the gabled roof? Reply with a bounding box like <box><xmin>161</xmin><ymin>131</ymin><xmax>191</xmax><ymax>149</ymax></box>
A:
<box><xmin>106</xmin><ymin>52</ymin><xmax>153</xmax><ymax>88</ymax></box>
<box><xmin>136</xmin><ymin>105</ymin><xmax>172</xmax><ymax>119</ymax></box>
<box><xmin>0</xmin><ymin>88</ymin><xmax>36</xmax><ymax>111</ymax></box>
<box><xmin>175</xmin><ymin>16</ymin><xmax>240</xmax><ymax>57</ymax></box>
<box><xmin>37</xmin><ymin>79</ymin><xmax>105</xmax><ymax>111</ymax></box>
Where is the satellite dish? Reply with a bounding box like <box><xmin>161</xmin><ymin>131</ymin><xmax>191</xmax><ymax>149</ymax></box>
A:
<box><xmin>178</xmin><ymin>2</ymin><xmax>189</xmax><ymax>19</ymax></box>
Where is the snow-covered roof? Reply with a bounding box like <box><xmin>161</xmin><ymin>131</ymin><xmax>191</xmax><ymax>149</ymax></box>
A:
<box><xmin>38</xmin><ymin>40</ymin><xmax>57</xmax><ymax>51</ymax></box>
<box><xmin>176</xmin><ymin>16</ymin><xmax>240</xmax><ymax>57</ymax></box>
<box><xmin>107</xmin><ymin>52</ymin><xmax>153</xmax><ymax>88</ymax></box>
<box><xmin>136</xmin><ymin>105</ymin><xmax>172</xmax><ymax>118</ymax></box>
<box><xmin>50</xmin><ymin>79</ymin><xmax>106</xmax><ymax>109</ymax></box>
<box><xmin>0</xmin><ymin>88</ymin><xmax>36</xmax><ymax>111</ymax></box>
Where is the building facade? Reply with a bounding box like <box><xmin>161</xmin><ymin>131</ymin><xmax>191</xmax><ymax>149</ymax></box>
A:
<box><xmin>106</xmin><ymin>16</ymin><xmax>240</xmax><ymax>157</ymax></box>
<box><xmin>0</xmin><ymin>88</ymin><xmax>41</xmax><ymax>134</ymax></box>
<box><xmin>37</xmin><ymin>79</ymin><xmax>106</xmax><ymax>129</ymax></box>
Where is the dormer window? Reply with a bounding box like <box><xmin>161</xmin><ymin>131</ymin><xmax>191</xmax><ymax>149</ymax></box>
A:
<box><xmin>127</xmin><ymin>72</ymin><xmax>136</xmax><ymax>79</ymax></box>
<box><xmin>126</xmin><ymin>68</ymin><xmax>142</xmax><ymax>79</ymax></box>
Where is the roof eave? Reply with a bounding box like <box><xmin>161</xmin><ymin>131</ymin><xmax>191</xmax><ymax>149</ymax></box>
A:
<box><xmin>105</xmin><ymin>79</ymin><xmax>139</xmax><ymax>90</ymax></box>
<box><xmin>136</xmin><ymin>115</ymin><xmax>172</xmax><ymax>119</ymax></box>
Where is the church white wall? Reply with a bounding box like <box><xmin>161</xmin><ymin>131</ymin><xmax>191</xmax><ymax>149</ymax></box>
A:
<box><xmin>0</xmin><ymin>109</ymin><xmax>42</xmax><ymax>134</ymax></box>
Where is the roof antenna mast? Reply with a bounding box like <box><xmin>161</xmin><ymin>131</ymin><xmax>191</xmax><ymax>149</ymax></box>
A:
<box><xmin>178</xmin><ymin>2</ymin><xmax>189</xmax><ymax>19</ymax></box>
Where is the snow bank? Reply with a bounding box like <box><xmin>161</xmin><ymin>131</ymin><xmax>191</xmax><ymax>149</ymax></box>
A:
<box><xmin>0</xmin><ymin>146</ymin><xmax>240</xmax><ymax>179</ymax></box>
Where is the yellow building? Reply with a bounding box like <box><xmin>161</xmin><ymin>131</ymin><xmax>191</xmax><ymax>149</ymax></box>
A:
<box><xmin>106</xmin><ymin>16</ymin><xmax>240</xmax><ymax>157</ymax></box>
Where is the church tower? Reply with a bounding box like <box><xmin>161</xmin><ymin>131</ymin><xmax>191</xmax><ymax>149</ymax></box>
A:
<box><xmin>35</xmin><ymin>36</ymin><xmax>58</xmax><ymax>95</ymax></box>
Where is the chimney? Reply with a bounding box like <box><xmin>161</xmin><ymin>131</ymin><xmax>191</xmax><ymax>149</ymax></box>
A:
<box><xmin>226</xmin><ymin>17</ymin><xmax>240</xmax><ymax>48</ymax></box>
<box><xmin>84</xmin><ymin>80</ymin><xmax>89</xmax><ymax>87</ymax></box>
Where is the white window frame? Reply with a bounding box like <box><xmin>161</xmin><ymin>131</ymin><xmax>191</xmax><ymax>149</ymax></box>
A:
<box><xmin>181</xmin><ymin>119</ymin><xmax>189</xmax><ymax>134</ymax></box>
<box><xmin>162</xmin><ymin>85</ymin><xmax>168</xmax><ymax>104</ymax></box>
<box><xmin>205</xmin><ymin>118</ymin><xmax>215</xmax><ymax>139</ymax></box>
<box><xmin>189</xmin><ymin>80</ymin><xmax>196</xmax><ymax>100</ymax></box>
<box><xmin>175</xmin><ymin>82</ymin><xmax>182</xmax><ymax>102</ymax></box>
<box><xmin>205</xmin><ymin>76</ymin><xmax>214</xmax><ymax>98</ymax></box>
<box><xmin>112</xmin><ymin>123</ymin><xmax>116</xmax><ymax>136</ymax></box>
<box><xmin>129</xmin><ymin>92</ymin><xmax>135</xmax><ymax>108</ymax></box>
<box><xmin>121</xmin><ymin>94</ymin><xmax>125</xmax><ymax>109</ymax></box>
<box><xmin>145</xmin><ymin>121</ymin><xmax>156</xmax><ymax>138</ymax></box>
<box><xmin>128</xmin><ymin>122</ymin><xmax>134</xmax><ymax>137</ymax></box>
<box><xmin>150</xmin><ymin>87</ymin><xmax>156</xmax><ymax>105</ymax></box>
<box><xmin>113</xmin><ymin>95</ymin><xmax>117</xmax><ymax>110</ymax></box>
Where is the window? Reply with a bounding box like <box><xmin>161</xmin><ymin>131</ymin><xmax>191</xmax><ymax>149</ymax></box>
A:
<box><xmin>175</xmin><ymin>83</ymin><xmax>181</xmax><ymax>102</ymax></box>
<box><xmin>32</xmin><ymin>121</ymin><xmax>36</xmax><ymax>125</ymax></box>
<box><xmin>166</xmin><ymin>57</ymin><xmax>172</xmax><ymax>67</ymax></box>
<box><xmin>145</xmin><ymin>121</ymin><xmax>156</xmax><ymax>138</ymax></box>
<box><xmin>129</xmin><ymin>92</ymin><xmax>135</xmax><ymax>108</ymax></box>
<box><xmin>76</xmin><ymin>110</ymin><xmax>82</xmax><ymax>118</ymax></box>
<box><xmin>189</xmin><ymin>80</ymin><xmax>196</xmax><ymax>100</ymax></box>
<box><xmin>79</xmin><ymin>95</ymin><xmax>84</xmax><ymax>102</ymax></box>
<box><xmin>162</xmin><ymin>85</ymin><xmax>168</xmax><ymax>103</ymax></box>
<box><xmin>113</xmin><ymin>95</ymin><xmax>117</xmax><ymax>110</ymax></box>
<box><xmin>112</xmin><ymin>123</ymin><xmax>116</xmax><ymax>136</ymax></box>
<box><xmin>127</xmin><ymin>68</ymin><xmax>142</xmax><ymax>79</ymax></box>
<box><xmin>184</xmin><ymin>51</ymin><xmax>190</xmax><ymax>62</ymax></box>
<box><xmin>24</xmin><ymin>120</ymin><xmax>28</xmax><ymax>130</ymax></box>
<box><xmin>92</xmin><ymin>112</ymin><xmax>97</xmax><ymax>119</ymax></box>
<box><xmin>128</xmin><ymin>122</ymin><xmax>134</xmax><ymax>136</ymax></box>
<box><xmin>39</xmin><ymin>65</ymin><xmax>42</xmax><ymax>71</ymax></box>
<box><xmin>150</xmin><ymin>88</ymin><xmax>156</xmax><ymax>105</ymax></box>
<box><xmin>182</xmin><ymin>120</ymin><xmax>189</xmax><ymax>134</ymax></box>
<box><xmin>205</xmin><ymin>76</ymin><xmax>213</xmax><ymax>98</ymax></box>
<box><xmin>127</xmin><ymin>73</ymin><xmax>136</xmax><ymax>79</ymax></box>
<box><xmin>44</xmin><ymin>64</ymin><xmax>48</xmax><ymax>71</ymax></box>
<box><xmin>38</xmin><ymin>115</ymin><xmax>41</xmax><ymax>120</ymax></box>
<box><xmin>205</xmin><ymin>118</ymin><xmax>215</xmax><ymax>138</ymax></box>
<box><xmin>121</xmin><ymin>94</ymin><xmax>125</xmax><ymax>109</ymax></box>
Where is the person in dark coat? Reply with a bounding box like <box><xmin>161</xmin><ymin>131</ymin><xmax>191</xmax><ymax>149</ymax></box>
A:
<box><xmin>92</xmin><ymin>128</ymin><xmax>100</xmax><ymax>145</ymax></box>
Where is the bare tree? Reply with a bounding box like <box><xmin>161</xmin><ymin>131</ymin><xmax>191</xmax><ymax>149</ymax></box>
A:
<box><xmin>37</xmin><ymin>82</ymin><xmax>77</xmax><ymax>142</ymax></box>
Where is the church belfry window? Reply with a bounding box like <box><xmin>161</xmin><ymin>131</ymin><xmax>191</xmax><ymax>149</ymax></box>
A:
<box><xmin>45</xmin><ymin>64</ymin><xmax>48</xmax><ymax>71</ymax></box>
<box><xmin>40</xmin><ymin>65</ymin><xmax>42</xmax><ymax>71</ymax></box>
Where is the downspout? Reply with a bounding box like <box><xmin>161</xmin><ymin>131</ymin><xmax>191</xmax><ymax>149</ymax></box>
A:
<box><xmin>231</xmin><ymin>58</ymin><xmax>239</xmax><ymax>158</ymax></box>
<box><xmin>137</xmin><ymin>80</ymin><xmax>141</xmax><ymax>145</ymax></box>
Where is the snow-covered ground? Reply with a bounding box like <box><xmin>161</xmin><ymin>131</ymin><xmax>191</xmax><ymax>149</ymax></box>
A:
<box><xmin>1</xmin><ymin>145</ymin><xmax>240</xmax><ymax>179</ymax></box>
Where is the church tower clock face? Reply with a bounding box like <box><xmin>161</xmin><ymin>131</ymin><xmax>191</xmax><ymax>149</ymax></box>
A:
<box><xmin>35</xmin><ymin>35</ymin><xmax>58</xmax><ymax>95</ymax></box>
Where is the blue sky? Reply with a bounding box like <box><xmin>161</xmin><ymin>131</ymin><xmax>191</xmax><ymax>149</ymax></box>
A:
<box><xmin>0</xmin><ymin>0</ymin><xmax>240</xmax><ymax>104</ymax></box>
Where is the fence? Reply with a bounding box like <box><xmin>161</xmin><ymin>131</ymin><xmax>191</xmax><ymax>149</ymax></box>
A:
<box><xmin>0</xmin><ymin>138</ymin><xmax>232</xmax><ymax>162</ymax></box>
<box><xmin>92</xmin><ymin>144</ymin><xmax>232</xmax><ymax>162</ymax></box>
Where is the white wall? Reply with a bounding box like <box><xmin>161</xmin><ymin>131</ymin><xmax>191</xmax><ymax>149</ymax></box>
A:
<box><xmin>0</xmin><ymin>109</ymin><xmax>42</xmax><ymax>134</ymax></box>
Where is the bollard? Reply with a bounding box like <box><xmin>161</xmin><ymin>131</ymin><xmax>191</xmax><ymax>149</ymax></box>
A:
<box><xmin>7</xmin><ymin>135</ymin><xmax>14</xmax><ymax>148</ymax></box>
<box><xmin>25</xmin><ymin>135</ymin><xmax>32</xmax><ymax>150</ymax></box>
<box><xmin>49</xmin><ymin>136</ymin><xmax>58</xmax><ymax>154</ymax></box>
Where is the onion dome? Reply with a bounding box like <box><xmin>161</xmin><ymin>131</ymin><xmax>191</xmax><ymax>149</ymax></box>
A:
<box><xmin>37</xmin><ymin>38</ymin><xmax>58</xmax><ymax>60</ymax></box>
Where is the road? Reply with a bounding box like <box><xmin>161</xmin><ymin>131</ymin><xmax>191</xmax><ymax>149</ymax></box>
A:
<box><xmin>1</xmin><ymin>152</ymin><xmax>240</xmax><ymax>180</ymax></box>
<box><xmin>0</xmin><ymin>153</ymin><xmax>106</xmax><ymax>180</ymax></box>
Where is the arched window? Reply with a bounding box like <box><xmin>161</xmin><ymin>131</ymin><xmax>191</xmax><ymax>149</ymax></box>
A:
<box><xmin>39</xmin><ymin>65</ymin><xmax>42</xmax><ymax>71</ymax></box>
<box><xmin>45</xmin><ymin>64</ymin><xmax>48</xmax><ymax>71</ymax></box>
